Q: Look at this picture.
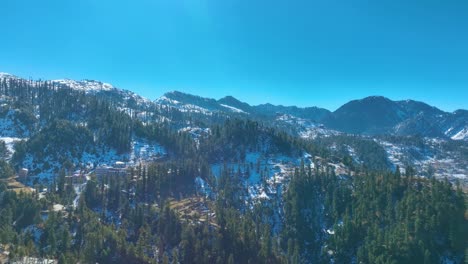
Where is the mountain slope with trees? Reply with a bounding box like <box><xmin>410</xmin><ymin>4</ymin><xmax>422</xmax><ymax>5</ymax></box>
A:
<box><xmin>0</xmin><ymin>72</ymin><xmax>466</xmax><ymax>263</ymax></box>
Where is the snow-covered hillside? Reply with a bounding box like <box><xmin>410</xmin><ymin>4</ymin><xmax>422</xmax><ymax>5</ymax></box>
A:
<box><xmin>53</xmin><ymin>79</ymin><xmax>114</xmax><ymax>92</ymax></box>
<box><xmin>376</xmin><ymin>137</ymin><xmax>467</xmax><ymax>184</ymax></box>
<box><xmin>1</xmin><ymin>71</ymin><xmax>467</xmax><ymax>188</ymax></box>
<box><xmin>275</xmin><ymin>114</ymin><xmax>340</xmax><ymax>139</ymax></box>
<box><xmin>450</xmin><ymin>127</ymin><xmax>468</xmax><ymax>140</ymax></box>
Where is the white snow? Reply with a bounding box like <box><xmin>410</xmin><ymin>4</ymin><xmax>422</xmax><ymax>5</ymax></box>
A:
<box><xmin>156</xmin><ymin>95</ymin><xmax>249</xmax><ymax>115</ymax></box>
<box><xmin>0</xmin><ymin>137</ymin><xmax>24</xmax><ymax>157</ymax></box>
<box><xmin>156</xmin><ymin>95</ymin><xmax>180</xmax><ymax>105</ymax></box>
<box><xmin>18</xmin><ymin>137</ymin><xmax>167</xmax><ymax>182</ymax></box>
<box><xmin>73</xmin><ymin>176</ymin><xmax>88</xmax><ymax>209</ymax></box>
<box><xmin>195</xmin><ymin>176</ymin><xmax>213</xmax><ymax>198</ymax></box>
<box><xmin>130</xmin><ymin>138</ymin><xmax>166</xmax><ymax>162</ymax></box>
<box><xmin>52</xmin><ymin>79</ymin><xmax>114</xmax><ymax>92</ymax></box>
<box><xmin>376</xmin><ymin>138</ymin><xmax>467</xmax><ymax>182</ymax></box>
<box><xmin>276</xmin><ymin>114</ymin><xmax>340</xmax><ymax>139</ymax></box>
<box><xmin>211</xmin><ymin>152</ymin><xmax>313</xmax><ymax>203</ymax></box>
<box><xmin>179</xmin><ymin>126</ymin><xmax>210</xmax><ymax>138</ymax></box>
<box><xmin>0</xmin><ymin>72</ymin><xmax>17</xmax><ymax>79</ymax></box>
<box><xmin>12</xmin><ymin>257</ymin><xmax>57</xmax><ymax>264</ymax></box>
<box><xmin>452</xmin><ymin>174</ymin><xmax>467</xmax><ymax>179</ymax></box>
<box><xmin>451</xmin><ymin>127</ymin><xmax>468</xmax><ymax>140</ymax></box>
<box><xmin>181</xmin><ymin>104</ymin><xmax>212</xmax><ymax>114</ymax></box>
<box><xmin>155</xmin><ymin>96</ymin><xmax>214</xmax><ymax>115</ymax></box>
<box><xmin>258</xmin><ymin>191</ymin><xmax>270</xmax><ymax>199</ymax></box>
<box><xmin>220</xmin><ymin>104</ymin><xmax>246</xmax><ymax>114</ymax></box>
<box><xmin>378</xmin><ymin>140</ymin><xmax>406</xmax><ymax>169</ymax></box>
<box><xmin>0</xmin><ymin>109</ymin><xmax>30</xmax><ymax>137</ymax></box>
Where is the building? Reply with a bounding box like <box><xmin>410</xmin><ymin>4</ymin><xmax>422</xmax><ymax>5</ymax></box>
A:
<box><xmin>95</xmin><ymin>166</ymin><xmax>112</xmax><ymax>178</ymax></box>
<box><xmin>18</xmin><ymin>168</ymin><xmax>28</xmax><ymax>177</ymax></box>
<box><xmin>11</xmin><ymin>257</ymin><xmax>57</xmax><ymax>264</ymax></box>
<box><xmin>95</xmin><ymin>164</ymin><xmax>128</xmax><ymax>179</ymax></box>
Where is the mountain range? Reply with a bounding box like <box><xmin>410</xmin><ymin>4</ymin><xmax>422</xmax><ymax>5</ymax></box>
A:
<box><xmin>0</xmin><ymin>71</ymin><xmax>466</xmax><ymax>264</ymax></box>
<box><xmin>158</xmin><ymin>90</ymin><xmax>467</xmax><ymax>140</ymax></box>
<box><xmin>0</xmin><ymin>71</ymin><xmax>466</xmax><ymax>184</ymax></box>
<box><xmin>1</xmin><ymin>72</ymin><xmax>466</xmax><ymax>141</ymax></box>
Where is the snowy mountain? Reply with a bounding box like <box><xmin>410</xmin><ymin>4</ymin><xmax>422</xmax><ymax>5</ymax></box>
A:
<box><xmin>323</xmin><ymin>96</ymin><xmax>468</xmax><ymax>140</ymax></box>
<box><xmin>156</xmin><ymin>91</ymin><xmax>244</xmax><ymax>114</ymax></box>
<box><xmin>1</xmin><ymin>72</ymin><xmax>467</xmax><ymax>185</ymax></box>
<box><xmin>155</xmin><ymin>91</ymin><xmax>468</xmax><ymax>141</ymax></box>
<box><xmin>155</xmin><ymin>91</ymin><xmax>331</xmax><ymax>119</ymax></box>
<box><xmin>217</xmin><ymin>96</ymin><xmax>253</xmax><ymax>113</ymax></box>
<box><xmin>323</xmin><ymin>96</ymin><xmax>403</xmax><ymax>134</ymax></box>
<box><xmin>0</xmin><ymin>71</ymin><xmax>466</xmax><ymax>264</ymax></box>
<box><xmin>254</xmin><ymin>103</ymin><xmax>331</xmax><ymax>121</ymax></box>
<box><xmin>443</xmin><ymin>110</ymin><xmax>468</xmax><ymax>140</ymax></box>
<box><xmin>2</xmin><ymin>73</ymin><xmax>466</xmax><ymax>142</ymax></box>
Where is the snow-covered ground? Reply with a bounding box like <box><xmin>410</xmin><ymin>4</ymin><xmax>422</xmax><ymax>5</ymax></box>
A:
<box><xmin>275</xmin><ymin>114</ymin><xmax>340</xmax><ymax>139</ymax></box>
<box><xmin>378</xmin><ymin>140</ymin><xmax>406</xmax><ymax>170</ymax></box>
<box><xmin>20</xmin><ymin>137</ymin><xmax>167</xmax><ymax>182</ymax></box>
<box><xmin>0</xmin><ymin>109</ymin><xmax>30</xmax><ymax>137</ymax></box>
<box><xmin>195</xmin><ymin>177</ymin><xmax>213</xmax><ymax>198</ymax></box>
<box><xmin>210</xmin><ymin>152</ymin><xmax>313</xmax><ymax>203</ymax></box>
<box><xmin>179</xmin><ymin>126</ymin><xmax>210</xmax><ymax>136</ymax></box>
<box><xmin>53</xmin><ymin>79</ymin><xmax>114</xmax><ymax>92</ymax></box>
<box><xmin>156</xmin><ymin>95</ymin><xmax>180</xmax><ymax>105</ymax></box>
<box><xmin>220</xmin><ymin>104</ymin><xmax>246</xmax><ymax>114</ymax></box>
<box><xmin>73</xmin><ymin>174</ymin><xmax>91</xmax><ymax>209</ymax></box>
<box><xmin>376</xmin><ymin>138</ymin><xmax>467</xmax><ymax>184</ymax></box>
<box><xmin>156</xmin><ymin>96</ymin><xmax>214</xmax><ymax>115</ymax></box>
<box><xmin>129</xmin><ymin>138</ymin><xmax>166</xmax><ymax>163</ymax></box>
<box><xmin>156</xmin><ymin>94</ymin><xmax>249</xmax><ymax>115</ymax></box>
<box><xmin>451</xmin><ymin>127</ymin><xmax>468</xmax><ymax>140</ymax></box>
<box><xmin>0</xmin><ymin>137</ymin><xmax>24</xmax><ymax>159</ymax></box>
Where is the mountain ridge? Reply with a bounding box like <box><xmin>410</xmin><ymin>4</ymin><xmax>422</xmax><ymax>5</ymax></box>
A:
<box><xmin>1</xmin><ymin>72</ymin><xmax>464</xmax><ymax>113</ymax></box>
<box><xmin>1</xmin><ymin>72</ymin><xmax>466</xmax><ymax>140</ymax></box>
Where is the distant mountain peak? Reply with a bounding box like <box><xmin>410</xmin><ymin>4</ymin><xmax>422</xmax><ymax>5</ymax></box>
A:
<box><xmin>218</xmin><ymin>95</ymin><xmax>244</xmax><ymax>105</ymax></box>
<box><xmin>164</xmin><ymin>90</ymin><xmax>187</xmax><ymax>96</ymax></box>
<box><xmin>218</xmin><ymin>96</ymin><xmax>252</xmax><ymax>113</ymax></box>
<box><xmin>220</xmin><ymin>95</ymin><xmax>237</xmax><ymax>100</ymax></box>
<box><xmin>158</xmin><ymin>91</ymin><xmax>236</xmax><ymax>114</ymax></box>
<box><xmin>364</xmin><ymin>95</ymin><xmax>388</xmax><ymax>99</ymax></box>
<box><xmin>358</xmin><ymin>95</ymin><xmax>393</xmax><ymax>103</ymax></box>
<box><xmin>162</xmin><ymin>90</ymin><xmax>206</xmax><ymax>101</ymax></box>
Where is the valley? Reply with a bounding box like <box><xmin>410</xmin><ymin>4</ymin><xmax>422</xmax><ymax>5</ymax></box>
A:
<box><xmin>0</xmin><ymin>73</ymin><xmax>466</xmax><ymax>264</ymax></box>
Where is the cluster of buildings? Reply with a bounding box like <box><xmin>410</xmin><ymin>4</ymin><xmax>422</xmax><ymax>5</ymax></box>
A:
<box><xmin>95</xmin><ymin>161</ymin><xmax>129</xmax><ymax>179</ymax></box>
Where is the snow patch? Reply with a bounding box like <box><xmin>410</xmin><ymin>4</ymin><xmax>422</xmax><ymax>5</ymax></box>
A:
<box><xmin>451</xmin><ymin>127</ymin><xmax>468</xmax><ymax>140</ymax></box>
<box><xmin>220</xmin><ymin>104</ymin><xmax>246</xmax><ymax>114</ymax></box>
<box><xmin>0</xmin><ymin>137</ymin><xmax>24</xmax><ymax>158</ymax></box>
<box><xmin>53</xmin><ymin>79</ymin><xmax>115</xmax><ymax>92</ymax></box>
<box><xmin>0</xmin><ymin>72</ymin><xmax>17</xmax><ymax>79</ymax></box>
<box><xmin>195</xmin><ymin>177</ymin><xmax>213</xmax><ymax>198</ymax></box>
<box><xmin>156</xmin><ymin>95</ymin><xmax>180</xmax><ymax>105</ymax></box>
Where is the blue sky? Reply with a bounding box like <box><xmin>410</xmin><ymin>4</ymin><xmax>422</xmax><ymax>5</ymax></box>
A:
<box><xmin>0</xmin><ymin>0</ymin><xmax>467</xmax><ymax>111</ymax></box>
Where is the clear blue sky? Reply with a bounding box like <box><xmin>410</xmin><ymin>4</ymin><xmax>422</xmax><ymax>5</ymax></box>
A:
<box><xmin>1</xmin><ymin>0</ymin><xmax>467</xmax><ymax>111</ymax></box>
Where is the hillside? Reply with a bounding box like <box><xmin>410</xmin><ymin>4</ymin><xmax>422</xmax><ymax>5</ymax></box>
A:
<box><xmin>0</xmin><ymin>72</ymin><xmax>466</xmax><ymax>264</ymax></box>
